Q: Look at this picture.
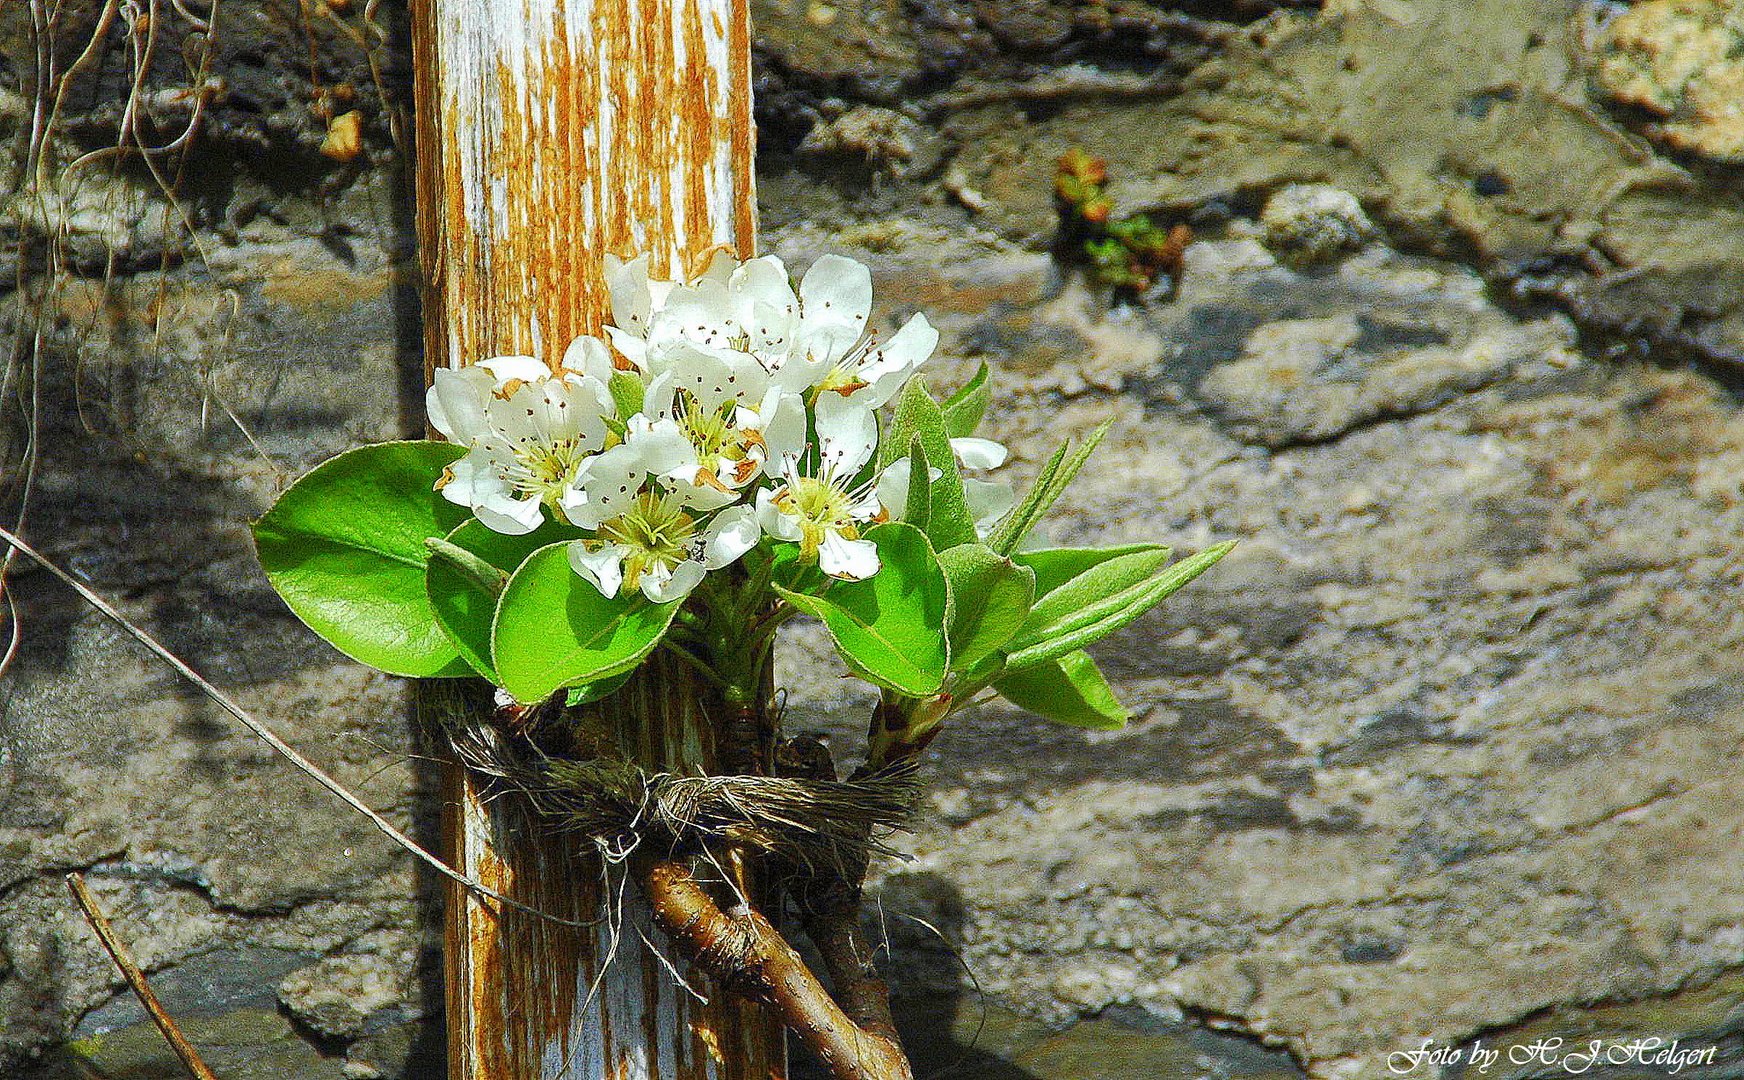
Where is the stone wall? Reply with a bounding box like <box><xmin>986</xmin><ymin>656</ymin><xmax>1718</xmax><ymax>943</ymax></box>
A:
<box><xmin>4</xmin><ymin>2</ymin><xmax>1744</xmax><ymax>1078</ymax></box>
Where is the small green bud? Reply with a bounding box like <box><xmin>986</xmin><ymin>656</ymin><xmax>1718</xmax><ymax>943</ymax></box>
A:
<box><xmin>426</xmin><ymin>537</ymin><xmax>511</xmax><ymax>598</ymax></box>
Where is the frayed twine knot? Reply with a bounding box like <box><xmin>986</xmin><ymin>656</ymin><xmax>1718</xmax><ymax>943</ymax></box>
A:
<box><xmin>442</xmin><ymin>717</ymin><xmax>920</xmax><ymax>879</ymax></box>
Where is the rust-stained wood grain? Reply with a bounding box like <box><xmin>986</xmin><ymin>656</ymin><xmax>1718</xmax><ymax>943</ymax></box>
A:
<box><xmin>408</xmin><ymin>1</ymin><xmax>775</xmax><ymax>1077</ymax></box>
<box><xmin>413</xmin><ymin>0</ymin><xmax>756</xmax><ymax>375</ymax></box>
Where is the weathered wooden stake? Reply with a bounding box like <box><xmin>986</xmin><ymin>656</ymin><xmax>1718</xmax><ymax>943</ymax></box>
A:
<box><xmin>406</xmin><ymin>2</ymin><xmax>780</xmax><ymax>1076</ymax></box>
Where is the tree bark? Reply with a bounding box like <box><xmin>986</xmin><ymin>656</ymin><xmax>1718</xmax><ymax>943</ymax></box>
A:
<box><xmin>406</xmin><ymin>2</ymin><xmax>777</xmax><ymax>1077</ymax></box>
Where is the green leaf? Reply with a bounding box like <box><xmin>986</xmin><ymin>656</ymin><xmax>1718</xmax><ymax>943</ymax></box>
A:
<box><xmin>253</xmin><ymin>440</ymin><xmax>470</xmax><ymax>677</ymax></box>
<box><xmin>491</xmin><ymin>543</ymin><xmax>681</xmax><ymax>703</ymax></box>
<box><xmin>765</xmin><ymin>540</ymin><xmax>827</xmax><ymax>595</ymax></box>
<box><xmin>1016</xmin><ymin>547</ymin><xmax>1174</xmax><ymax>637</ymax></box>
<box><xmin>995</xmin><ymin>649</ymin><xmax>1128</xmax><ymax>730</ymax></box>
<box><xmin>426</xmin><ymin>537</ymin><xmax>510</xmax><ymax>598</ymax></box>
<box><xmin>427</xmin><ymin>517</ymin><xmax>586</xmax><ymax>682</ymax></box>
<box><xmin>609</xmin><ymin>370</ymin><xmax>645</xmax><ymax>420</ymax></box>
<box><xmin>566</xmin><ymin>670</ymin><xmax>634</xmax><ymax>706</ymax></box>
<box><xmin>938</xmin><ymin>543</ymin><xmax>1035</xmax><ymax>672</ymax></box>
<box><xmin>903</xmin><ymin>436</ymin><xmax>931</xmax><ymax>532</ymax></box>
<box><xmin>773</xmin><ymin>522</ymin><xmax>950</xmax><ymax>696</ymax></box>
<box><xmin>881</xmin><ymin>379</ymin><xmax>976</xmax><ymax>550</ymax></box>
<box><xmin>941</xmin><ymin>363</ymin><xmax>990</xmax><ymax>439</ymax></box>
<box><xmin>1005</xmin><ymin>541</ymin><xmax>1235</xmax><ymax>671</ymax></box>
<box><xmin>1015</xmin><ymin>543</ymin><xmax>1172</xmax><ymax>598</ymax></box>
<box><xmin>986</xmin><ymin>419</ymin><xmax>1112</xmax><ymax>556</ymax></box>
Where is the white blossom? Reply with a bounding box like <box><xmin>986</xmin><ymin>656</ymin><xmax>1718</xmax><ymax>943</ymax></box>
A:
<box><xmin>622</xmin><ymin>341</ymin><xmax>806</xmax><ymax>509</ymax></box>
<box><xmin>428</xmin><ymin>354</ymin><xmax>614</xmax><ymax>535</ymax></box>
<box><xmin>602</xmin><ymin>251</ymin><xmax>936</xmax><ymax>412</ymax></box>
<box><xmin>412</xmin><ymin>251</ymin><xmax>969</xmax><ymax>597</ymax></box>
<box><xmin>756</xmin><ymin>418</ymin><xmax>883</xmax><ymax>580</ymax></box>
<box><xmin>567</xmin><ymin>494</ymin><xmax>758</xmax><ymax>603</ymax></box>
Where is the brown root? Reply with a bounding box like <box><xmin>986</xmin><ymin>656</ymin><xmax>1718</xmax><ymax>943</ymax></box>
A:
<box><xmin>636</xmin><ymin>856</ymin><xmax>913</xmax><ymax>1080</ymax></box>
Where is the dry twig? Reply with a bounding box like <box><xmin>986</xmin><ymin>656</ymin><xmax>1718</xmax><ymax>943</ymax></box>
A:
<box><xmin>66</xmin><ymin>873</ymin><xmax>220</xmax><ymax>1080</ymax></box>
<box><xmin>637</xmin><ymin>857</ymin><xmax>913</xmax><ymax>1080</ymax></box>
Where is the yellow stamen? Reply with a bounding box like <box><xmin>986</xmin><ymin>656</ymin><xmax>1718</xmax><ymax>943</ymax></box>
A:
<box><xmin>596</xmin><ymin>492</ymin><xmax>697</xmax><ymax>591</ymax></box>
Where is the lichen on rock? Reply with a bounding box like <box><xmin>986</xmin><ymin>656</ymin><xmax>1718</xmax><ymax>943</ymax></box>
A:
<box><xmin>1592</xmin><ymin>0</ymin><xmax>1744</xmax><ymax>163</ymax></box>
<box><xmin>1259</xmin><ymin>185</ymin><xmax>1376</xmax><ymax>267</ymax></box>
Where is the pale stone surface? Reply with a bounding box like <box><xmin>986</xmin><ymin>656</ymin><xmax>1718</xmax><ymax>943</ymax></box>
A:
<box><xmin>1259</xmin><ymin>185</ymin><xmax>1376</xmax><ymax>266</ymax></box>
<box><xmin>1592</xmin><ymin>0</ymin><xmax>1744</xmax><ymax>163</ymax></box>
<box><xmin>279</xmin><ymin>949</ymin><xmax>417</xmax><ymax>1040</ymax></box>
<box><xmin>776</xmin><ymin>225</ymin><xmax>1744</xmax><ymax>1078</ymax></box>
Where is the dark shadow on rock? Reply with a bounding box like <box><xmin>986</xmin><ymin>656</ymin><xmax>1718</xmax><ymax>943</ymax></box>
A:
<box><xmin>787</xmin><ymin>870</ymin><xmax>1043</xmax><ymax>1080</ymax></box>
<box><xmin>387</xmin><ymin>62</ymin><xmax>453</xmax><ymax>1074</ymax></box>
<box><xmin>792</xmin><ymin>871</ymin><xmax>1310</xmax><ymax>1080</ymax></box>
<box><xmin>399</xmin><ymin>683</ymin><xmax>454</xmax><ymax>1080</ymax></box>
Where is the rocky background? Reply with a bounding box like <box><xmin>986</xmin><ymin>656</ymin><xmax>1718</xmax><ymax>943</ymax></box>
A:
<box><xmin>4</xmin><ymin>1</ymin><xmax>1744</xmax><ymax>1078</ymax></box>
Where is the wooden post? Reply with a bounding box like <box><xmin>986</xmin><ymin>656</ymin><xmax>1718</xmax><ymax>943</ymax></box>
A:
<box><xmin>406</xmin><ymin>2</ymin><xmax>780</xmax><ymax>1077</ymax></box>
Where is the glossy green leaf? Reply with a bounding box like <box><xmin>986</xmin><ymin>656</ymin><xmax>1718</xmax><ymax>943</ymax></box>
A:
<box><xmin>938</xmin><ymin>543</ymin><xmax>1035</xmax><ymax>672</ymax></box>
<box><xmin>773</xmin><ymin>522</ymin><xmax>950</xmax><ymax>696</ymax></box>
<box><xmin>881</xmin><ymin>379</ymin><xmax>976</xmax><ymax>550</ymax></box>
<box><xmin>1006</xmin><ymin>541</ymin><xmax>1235</xmax><ymax>671</ymax></box>
<box><xmin>253</xmin><ymin>440</ymin><xmax>470</xmax><ymax>677</ymax></box>
<box><xmin>941</xmin><ymin>363</ymin><xmax>990</xmax><ymax>439</ymax></box>
<box><xmin>1015</xmin><ymin>543</ymin><xmax>1171</xmax><ymax>598</ymax></box>
<box><xmin>492</xmin><ymin>543</ymin><xmax>681</xmax><ymax>703</ymax></box>
<box><xmin>995</xmin><ymin>649</ymin><xmax>1128</xmax><ymax>730</ymax></box>
<box><xmin>986</xmin><ymin>419</ymin><xmax>1112</xmax><ymax>556</ymax></box>
<box><xmin>1017</xmin><ymin>546</ymin><xmax>1174</xmax><ymax>638</ymax></box>
<box><xmin>427</xmin><ymin>517</ymin><xmax>586</xmax><ymax>682</ymax></box>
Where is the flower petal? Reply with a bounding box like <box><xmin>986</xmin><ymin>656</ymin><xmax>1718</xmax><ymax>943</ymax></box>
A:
<box><xmin>731</xmin><ymin>254</ymin><xmax>794</xmax><ymax>305</ymax></box>
<box><xmin>744</xmin><ymin>299</ymin><xmax>796</xmax><ymax>363</ymax></box>
<box><xmin>427</xmin><ymin>366</ymin><xmax>493</xmax><ymax>443</ymax></box>
<box><xmin>818</xmin><ymin>531</ymin><xmax>880</xmax><ymax>580</ymax></box>
<box><xmin>664</xmin><ymin>472</ymin><xmax>740</xmax><ymax>511</ymax></box>
<box><xmin>731</xmin><ymin>256</ymin><xmax>796</xmax><ymax>328</ymax></box>
<box><xmin>484</xmin><ymin>377</ymin><xmax>592</xmax><ymax>446</ymax></box>
<box><xmin>644</xmin><ymin>559</ymin><xmax>705</xmax><ymax>603</ymax></box>
<box><xmin>664</xmin><ymin>340</ymin><xmax>766</xmax><ymax>412</ymax></box>
<box><xmin>564</xmin><ymin>445</ymin><xmax>646</xmax><ymax>529</ymax></box>
<box><xmin>862</xmin><ymin>312</ymin><xmax>939</xmax><ymax>407</ymax></box>
<box><xmin>965</xmin><ymin>477</ymin><xmax>1015</xmax><ymax>531</ymax></box>
<box><xmin>655</xmin><ymin>280</ymin><xmax>738</xmax><ymax>353</ymax></box>
<box><xmin>756</xmin><ymin>488</ymin><xmax>802</xmax><ymax>541</ymax></box>
<box><xmin>701</xmin><ymin>506</ymin><xmax>760</xmax><ymax>569</ymax></box>
<box><xmin>950</xmin><ymin>436</ymin><xmax>1008</xmax><ymax>470</ymax></box>
<box><xmin>474</xmin><ymin>491</ymin><xmax>545</xmax><ymax>535</ymax></box>
<box><xmin>695</xmin><ymin>247</ymin><xmax>737</xmax><ymax>287</ymax></box>
<box><xmin>799</xmin><ymin>254</ymin><xmax>872</xmax><ymax>340</ymax></box>
<box><xmin>442</xmin><ymin>453</ymin><xmax>506</xmax><ymax>505</ymax></box>
<box><xmin>562</xmin><ymin>335</ymin><xmax>617</xmax><ymax>383</ymax></box>
<box><xmin>624</xmin><ymin>414</ymin><xmax>696</xmax><ymax>475</ymax></box>
<box><xmin>478</xmin><ymin>355</ymin><xmax>552</xmax><ymax>386</ymax></box>
<box><xmin>757</xmin><ymin>389</ymin><xmax>807</xmax><ymax>476</ymax></box>
<box><xmin>874</xmin><ymin>458</ymin><xmax>911</xmax><ymax>518</ymax></box>
<box><xmin>813</xmin><ymin>392</ymin><xmax>878</xmax><ymax>477</ymax></box>
<box><xmin>606</xmin><ymin>254</ymin><xmax>653</xmax><ymax>336</ymax></box>
<box><xmin>568</xmin><ymin>542</ymin><xmax>627</xmax><ymax>598</ymax></box>
<box><xmin>606</xmin><ymin>326</ymin><xmax>649</xmax><ymax>372</ymax></box>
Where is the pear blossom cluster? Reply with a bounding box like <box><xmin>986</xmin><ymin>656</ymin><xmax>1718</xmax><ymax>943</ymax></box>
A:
<box><xmin>428</xmin><ymin>251</ymin><xmax>1011</xmax><ymax>604</ymax></box>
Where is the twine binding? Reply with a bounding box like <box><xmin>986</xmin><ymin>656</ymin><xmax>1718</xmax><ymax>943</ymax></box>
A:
<box><xmin>440</xmin><ymin>713</ymin><xmax>920</xmax><ymax>877</ymax></box>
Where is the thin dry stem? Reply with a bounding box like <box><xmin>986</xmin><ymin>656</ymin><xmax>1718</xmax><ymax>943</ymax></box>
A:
<box><xmin>67</xmin><ymin>873</ymin><xmax>220</xmax><ymax>1080</ymax></box>
<box><xmin>0</xmin><ymin>525</ymin><xmax>584</xmax><ymax>928</ymax></box>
